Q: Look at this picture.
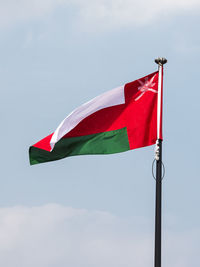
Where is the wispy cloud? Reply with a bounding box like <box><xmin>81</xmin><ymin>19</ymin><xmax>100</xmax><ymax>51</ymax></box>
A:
<box><xmin>0</xmin><ymin>0</ymin><xmax>65</xmax><ymax>28</ymax></box>
<box><xmin>73</xmin><ymin>0</ymin><xmax>200</xmax><ymax>31</ymax></box>
<box><xmin>0</xmin><ymin>204</ymin><xmax>199</xmax><ymax>267</ymax></box>
<box><xmin>0</xmin><ymin>0</ymin><xmax>200</xmax><ymax>31</ymax></box>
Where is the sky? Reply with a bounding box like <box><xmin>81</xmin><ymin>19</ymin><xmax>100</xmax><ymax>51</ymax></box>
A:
<box><xmin>0</xmin><ymin>0</ymin><xmax>200</xmax><ymax>266</ymax></box>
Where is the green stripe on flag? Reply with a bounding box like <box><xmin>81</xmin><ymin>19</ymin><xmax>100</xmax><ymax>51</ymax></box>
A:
<box><xmin>29</xmin><ymin>127</ymin><xmax>130</xmax><ymax>165</ymax></box>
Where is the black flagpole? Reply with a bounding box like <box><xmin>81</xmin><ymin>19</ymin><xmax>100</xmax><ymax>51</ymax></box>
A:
<box><xmin>154</xmin><ymin>57</ymin><xmax>167</xmax><ymax>267</ymax></box>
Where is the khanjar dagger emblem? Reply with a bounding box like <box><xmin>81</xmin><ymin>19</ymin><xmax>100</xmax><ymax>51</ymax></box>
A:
<box><xmin>135</xmin><ymin>75</ymin><xmax>157</xmax><ymax>101</ymax></box>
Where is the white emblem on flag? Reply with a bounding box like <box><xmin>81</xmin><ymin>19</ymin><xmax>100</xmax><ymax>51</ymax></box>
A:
<box><xmin>135</xmin><ymin>75</ymin><xmax>157</xmax><ymax>101</ymax></box>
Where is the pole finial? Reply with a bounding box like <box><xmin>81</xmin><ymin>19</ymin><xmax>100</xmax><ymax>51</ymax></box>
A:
<box><xmin>155</xmin><ymin>57</ymin><xmax>167</xmax><ymax>66</ymax></box>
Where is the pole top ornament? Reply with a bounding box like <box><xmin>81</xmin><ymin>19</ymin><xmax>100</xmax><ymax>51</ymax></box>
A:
<box><xmin>155</xmin><ymin>57</ymin><xmax>167</xmax><ymax>66</ymax></box>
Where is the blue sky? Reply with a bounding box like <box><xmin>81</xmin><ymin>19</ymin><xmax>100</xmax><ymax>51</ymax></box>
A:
<box><xmin>0</xmin><ymin>1</ymin><xmax>200</xmax><ymax>266</ymax></box>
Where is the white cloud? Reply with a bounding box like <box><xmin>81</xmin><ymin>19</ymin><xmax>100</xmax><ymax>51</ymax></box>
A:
<box><xmin>0</xmin><ymin>0</ymin><xmax>65</xmax><ymax>28</ymax></box>
<box><xmin>73</xmin><ymin>0</ymin><xmax>200</xmax><ymax>30</ymax></box>
<box><xmin>0</xmin><ymin>0</ymin><xmax>200</xmax><ymax>30</ymax></box>
<box><xmin>0</xmin><ymin>204</ymin><xmax>152</xmax><ymax>267</ymax></box>
<box><xmin>0</xmin><ymin>204</ymin><xmax>199</xmax><ymax>267</ymax></box>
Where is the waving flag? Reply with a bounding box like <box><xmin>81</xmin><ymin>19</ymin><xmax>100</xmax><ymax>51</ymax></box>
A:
<box><xmin>29</xmin><ymin>71</ymin><xmax>159</xmax><ymax>165</ymax></box>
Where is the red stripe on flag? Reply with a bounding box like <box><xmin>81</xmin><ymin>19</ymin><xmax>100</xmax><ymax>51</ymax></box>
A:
<box><xmin>33</xmin><ymin>133</ymin><xmax>53</xmax><ymax>151</ymax></box>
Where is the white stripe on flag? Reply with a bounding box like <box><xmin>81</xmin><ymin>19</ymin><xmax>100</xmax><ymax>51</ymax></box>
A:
<box><xmin>50</xmin><ymin>85</ymin><xmax>125</xmax><ymax>150</ymax></box>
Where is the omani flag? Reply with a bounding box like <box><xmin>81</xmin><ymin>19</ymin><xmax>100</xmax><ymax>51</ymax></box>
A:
<box><xmin>29</xmin><ymin>71</ymin><xmax>159</xmax><ymax>165</ymax></box>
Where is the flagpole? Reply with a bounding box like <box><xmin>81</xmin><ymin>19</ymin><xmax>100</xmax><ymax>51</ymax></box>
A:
<box><xmin>154</xmin><ymin>57</ymin><xmax>167</xmax><ymax>267</ymax></box>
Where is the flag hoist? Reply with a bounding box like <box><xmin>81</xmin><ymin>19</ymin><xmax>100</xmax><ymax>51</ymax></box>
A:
<box><xmin>29</xmin><ymin>58</ymin><xmax>167</xmax><ymax>267</ymax></box>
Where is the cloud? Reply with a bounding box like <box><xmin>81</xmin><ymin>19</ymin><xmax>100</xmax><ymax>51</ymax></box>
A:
<box><xmin>0</xmin><ymin>204</ymin><xmax>199</xmax><ymax>267</ymax></box>
<box><xmin>73</xmin><ymin>0</ymin><xmax>200</xmax><ymax>31</ymax></box>
<box><xmin>0</xmin><ymin>0</ymin><xmax>200</xmax><ymax>31</ymax></box>
<box><xmin>0</xmin><ymin>0</ymin><xmax>65</xmax><ymax>28</ymax></box>
<box><xmin>0</xmin><ymin>204</ymin><xmax>152</xmax><ymax>267</ymax></box>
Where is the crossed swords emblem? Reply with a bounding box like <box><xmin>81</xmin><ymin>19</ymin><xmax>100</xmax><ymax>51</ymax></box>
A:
<box><xmin>135</xmin><ymin>75</ymin><xmax>157</xmax><ymax>101</ymax></box>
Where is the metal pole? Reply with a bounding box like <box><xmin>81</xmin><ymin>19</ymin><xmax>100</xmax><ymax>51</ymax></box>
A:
<box><xmin>154</xmin><ymin>57</ymin><xmax>167</xmax><ymax>267</ymax></box>
<box><xmin>154</xmin><ymin>139</ymin><xmax>162</xmax><ymax>267</ymax></box>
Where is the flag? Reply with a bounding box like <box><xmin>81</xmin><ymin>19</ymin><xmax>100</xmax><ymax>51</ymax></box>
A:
<box><xmin>29</xmin><ymin>71</ymin><xmax>159</xmax><ymax>165</ymax></box>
